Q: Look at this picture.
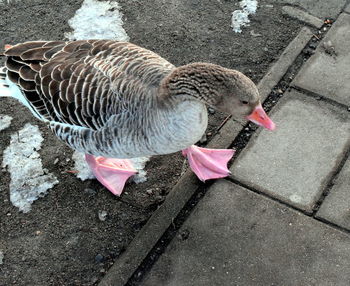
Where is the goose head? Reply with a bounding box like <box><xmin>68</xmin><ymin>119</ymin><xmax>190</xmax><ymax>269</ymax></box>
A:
<box><xmin>163</xmin><ymin>63</ymin><xmax>275</xmax><ymax>130</ymax></box>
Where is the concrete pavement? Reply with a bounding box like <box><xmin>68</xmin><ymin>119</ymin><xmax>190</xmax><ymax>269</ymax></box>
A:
<box><xmin>100</xmin><ymin>4</ymin><xmax>350</xmax><ymax>286</ymax></box>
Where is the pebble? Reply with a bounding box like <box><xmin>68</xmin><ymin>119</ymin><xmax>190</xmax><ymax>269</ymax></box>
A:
<box><xmin>98</xmin><ymin>210</ymin><xmax>107</xmax><ymax>221</ymax></box>
<box><xmin>95</xmin><ymin>254</ymin><xmax>104</xmax><ymax>263</ymax></box>
<box><xmin>84</xmin><ymin>188</ymin><xmax>97</xmax><ymax>196</ymax></box>
<box><xmin>155</xmin><ymin>195</ymin><xmax>164</xmax><ymax>203</ymax></box>
<box><xmin>0</xmin><ymin>251</ymin><xmax>4</xmax><ymax>265</ymax></box>
<box><xmin>199</xmin><ymin>134</ymin><xmax>207</xmax><ymax>144</ymax></box>
<box><xmin>53</xmin><ymin>158</ymin><xmax>59</xmax><ymax>165</ymax></box>
<box><xmin>323</xmin><ymin>40</ymin><xmax>336</xmax><ymax>55</ymax></box>
<box><xmin>177</xmin><ymin>229</ymin><xmax>190</xmax><ymax>240</ymax></box>
<box><xmin>146</xmin><ymin>189</ymin><xmax>153</xmax><ymax>195</ymax></box>
<box><xmin>208</xmin><ymin>107</ymin><xmax>215</xmax><ymax>114</ymax></box>
<box><xmin>309</xmin><ymin>42</ymin><xmax>317</xmax><ymax>49</ymax></box>
<box><xmin>90</xmin><ymin>277</ymin><xmax>99</xmax><ymax>284</ymax></box>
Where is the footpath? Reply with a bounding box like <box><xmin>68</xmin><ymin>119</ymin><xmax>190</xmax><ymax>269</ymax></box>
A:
<box><xmin>100</xmin><ymin>3</ymin><xmax>350</xmax><ymax>286</ymax></box>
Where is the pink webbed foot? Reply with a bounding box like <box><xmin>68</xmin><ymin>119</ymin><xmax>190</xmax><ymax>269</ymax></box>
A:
<box><xmin>85</xmin><ymin>154</ymin><xmax>137</xmax><ymax>196</ymax></box>
<box><xmin>182</xmin><ymin>145</ymin><xmax>235</xmax><ymax>182</ymax></box>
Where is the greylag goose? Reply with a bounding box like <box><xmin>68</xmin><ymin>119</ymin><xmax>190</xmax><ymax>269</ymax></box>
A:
<box><xmin>0</xmin><ymin>40</ymin><xmax>275</xmax><ymax>195</ymax></box>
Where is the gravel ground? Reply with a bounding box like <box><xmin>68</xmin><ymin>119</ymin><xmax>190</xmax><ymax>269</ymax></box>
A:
<box><xmin>0</xmin><ymin>0</ymin><xmax>303</xmax><ymax>285</ymax></box>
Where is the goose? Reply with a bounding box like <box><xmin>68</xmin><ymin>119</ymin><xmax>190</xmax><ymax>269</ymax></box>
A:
<box><xmin>0</xmin><ymin>40</ymin><xmax>275</xmax><ymax>196</ymax></box>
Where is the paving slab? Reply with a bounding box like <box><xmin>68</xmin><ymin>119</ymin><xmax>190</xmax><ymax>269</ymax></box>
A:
<box><xmin>293</xmin><ymin>13</ymin><xmax>350</xmax><ymax>106</ymax></box>
<box><xmin>316</xmin><ymin>157</ymin><xmax>350</xmax><ymax>230</ymax></box>
<box><xmin>142</xmin><ymin>180</ymin><xmax>350</xmax><ymax>286</ymax></box>
<box><xmin>230</xmin><ymin>90</ymin><xmax>350</xmax><ymax>212</ymax></box>
<box><xmin>272</xmin><ymin>0</ymin><xmax>346</xmax><ymax>19</ymax></box>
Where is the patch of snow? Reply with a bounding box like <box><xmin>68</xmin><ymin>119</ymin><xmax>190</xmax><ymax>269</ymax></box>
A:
<box><xmin>130</xmin><ymin>157</ymin><xmax>150</xmax><ymax>183</ymax></box>
<box><xmin>65</xmin><ymin>0</ymin><xmax>129</xmax><ymax>41</ymax></box>
<box><xmin>72</xmin><ymin>151</ymin><xmax>95</xmax><ymax>180</ymax></box>
<box><xmin>231</xmin><ymin>0</ymin><xmax>258</xmax><ymax>33</ymax></box>
<box><xmin>2</xmin><ymin>124</ymin><xmax>58</xmax><ymax>213</ymax></box>
<box><xmin>0</xmin><ymin>114</ymin><xmax>12</xmax><ymax>131</ymax></box>
<box><xmin>72</xmin><ymin>151</ymin><xmax>149</xmax><ymax>183</ymax></box>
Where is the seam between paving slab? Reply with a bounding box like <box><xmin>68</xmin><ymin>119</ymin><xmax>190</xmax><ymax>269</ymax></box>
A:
<box><xmin>98</xmin><ymin>26</ymin><xmax>315</xmax><ymax>286</ymax></box>
<box><xmin>293</xmin><ymin>85</ymin><xmax>350</xmax><ymax>110</ymax></box>
<box><xmin>230</xmin><ymin>88</ymin><xmax>350</xmax><ymax>215</ymax></box>
<box><xmin>226</xmin><ymin>174</ymin><xmax>350</xmax><ymax>236</ymax></box>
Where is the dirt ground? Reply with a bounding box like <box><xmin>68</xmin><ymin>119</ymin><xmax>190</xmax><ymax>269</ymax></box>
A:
<box><xmin>0</xmin><ymin>0</ymin><xmax>303</xmax><ymax>285</ymax></box>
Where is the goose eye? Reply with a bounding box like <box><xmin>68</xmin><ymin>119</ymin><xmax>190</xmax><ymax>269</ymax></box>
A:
<box><xmin>241</xmin><ymin>100</ymin><xmax>249</xmax><ymax>105</ymax></box>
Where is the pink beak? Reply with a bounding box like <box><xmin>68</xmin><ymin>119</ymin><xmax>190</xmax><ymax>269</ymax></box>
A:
<box><xmin>246</xmin><ymin>104</ymin><xmax>276</xmax><ymax>130</ymax></box>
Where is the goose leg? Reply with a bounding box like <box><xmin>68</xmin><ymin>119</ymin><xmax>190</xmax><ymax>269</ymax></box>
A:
<box><xmin>85</xmin><ymin>154</ymin><xmax>137</xmax><ymax>196</ymax></box>
<box><xmin>182</xmin><ymin>145</ymin><xmax>235</xmax><ymax>182</ymax></box>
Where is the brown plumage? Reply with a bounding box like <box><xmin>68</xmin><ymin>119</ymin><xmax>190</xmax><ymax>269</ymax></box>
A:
<box><xmin>3</xmin><ymin>40</ymin><xmax>175</xmax><ymax>130</ymax></box>
<box><xmin>1</xmin><ymin>40</ymin><xmax>262</xmax><ymax>158</ymax></box>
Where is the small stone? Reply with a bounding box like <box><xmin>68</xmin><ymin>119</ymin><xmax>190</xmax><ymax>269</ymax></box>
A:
<box><xmin>98</xmin><ymin>210</ymin><xmax>107</xmax><ymax>221</ymax></box>
<box><xmin>208</xmin><ymin>107</ymin><xmax>215</xmax><ymax>114</ymax></box>
<box><xmin>323</xmin><ymin>40</ymin><xmax>336</xmax><ymax>56</ymax></box>
<box><xmin>53</xmin><ymin>158</ymin><xmax>59</xmax><ymax>165</ymax></box>
<box><xmin>84</xmin><ymin>188</ymin><xmax>97</xmax><ymax>196</ymax></box>
<box><xmin>155</xmin><ymin>195</ymin><xmax>164</xmax><ymax>203</ymax></box>
<box><xmin>0</xmin><ymin>251</ymin><xmax>4</xmax><ymax>265</ymax></box>
<box><xmin>309</xmin><ymin>42</ymin><xmax>317</xmax><ymax>49</ymax></box>
<box><xmin>35</xmin><ymin>230</ymin><xmax>41</xmax><ymax>235</ymax></box>
<box><xmin>207</xmin><ymin>132</ymin><xmax>212</xmax><ymax>136</ymax></box>
<box><xmin>95</xmin><ymin>254</ymin><xmax>104</xmax><ymax>263</ymax></box>
<box><xmin>66</xmin><ymin>158</ymin><xmax>70</xmax><ymax>162</ymax></box>
<box><xmin>177</xmin><ymin>229</ymin><xmax>190</xmax><ymax>240</ymax></box>
<box><xmin>6</xmin><ymin>212</ymin><xmax>11</xmax><ymax>216</ymax></box>
<box><xmin>146</xmin><ymin>189</ymin><xmax>153</xmax><ymax>195</ymax></box>
<box><xmin>199</xmin><ymin>134</ymin><xmax>207</xmax><ymax>144</ymax></box>
<box><xmin>263</xmin><ymin>47</ymin><xmax>268</xmax><ymax>52</ymax></box>
<box><xmin>91</xmin><ymin>277</ymin><xmax>99</xmax><ymax>284</ymax></box>
<box><xmin>347</xmin><ymin>107</ymin><xmax>350</xmax><ymax>112</ymax></box>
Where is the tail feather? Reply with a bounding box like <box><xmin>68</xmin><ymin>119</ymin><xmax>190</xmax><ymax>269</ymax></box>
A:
<box><xmin>0</xmin><ymin>67</ymin><xmax>12</xmax><ymax>97</ymax></box>
<box><xmin>0</xmin><ymin>66</ymin><xmax>44</xmax><ymax>121</ymax></box>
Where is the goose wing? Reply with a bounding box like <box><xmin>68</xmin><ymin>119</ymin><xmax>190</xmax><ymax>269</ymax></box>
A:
<box><xmin>4</xmin><ymin>40</ymin><xmax>175</xmax><ymax>130</ymax></box>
